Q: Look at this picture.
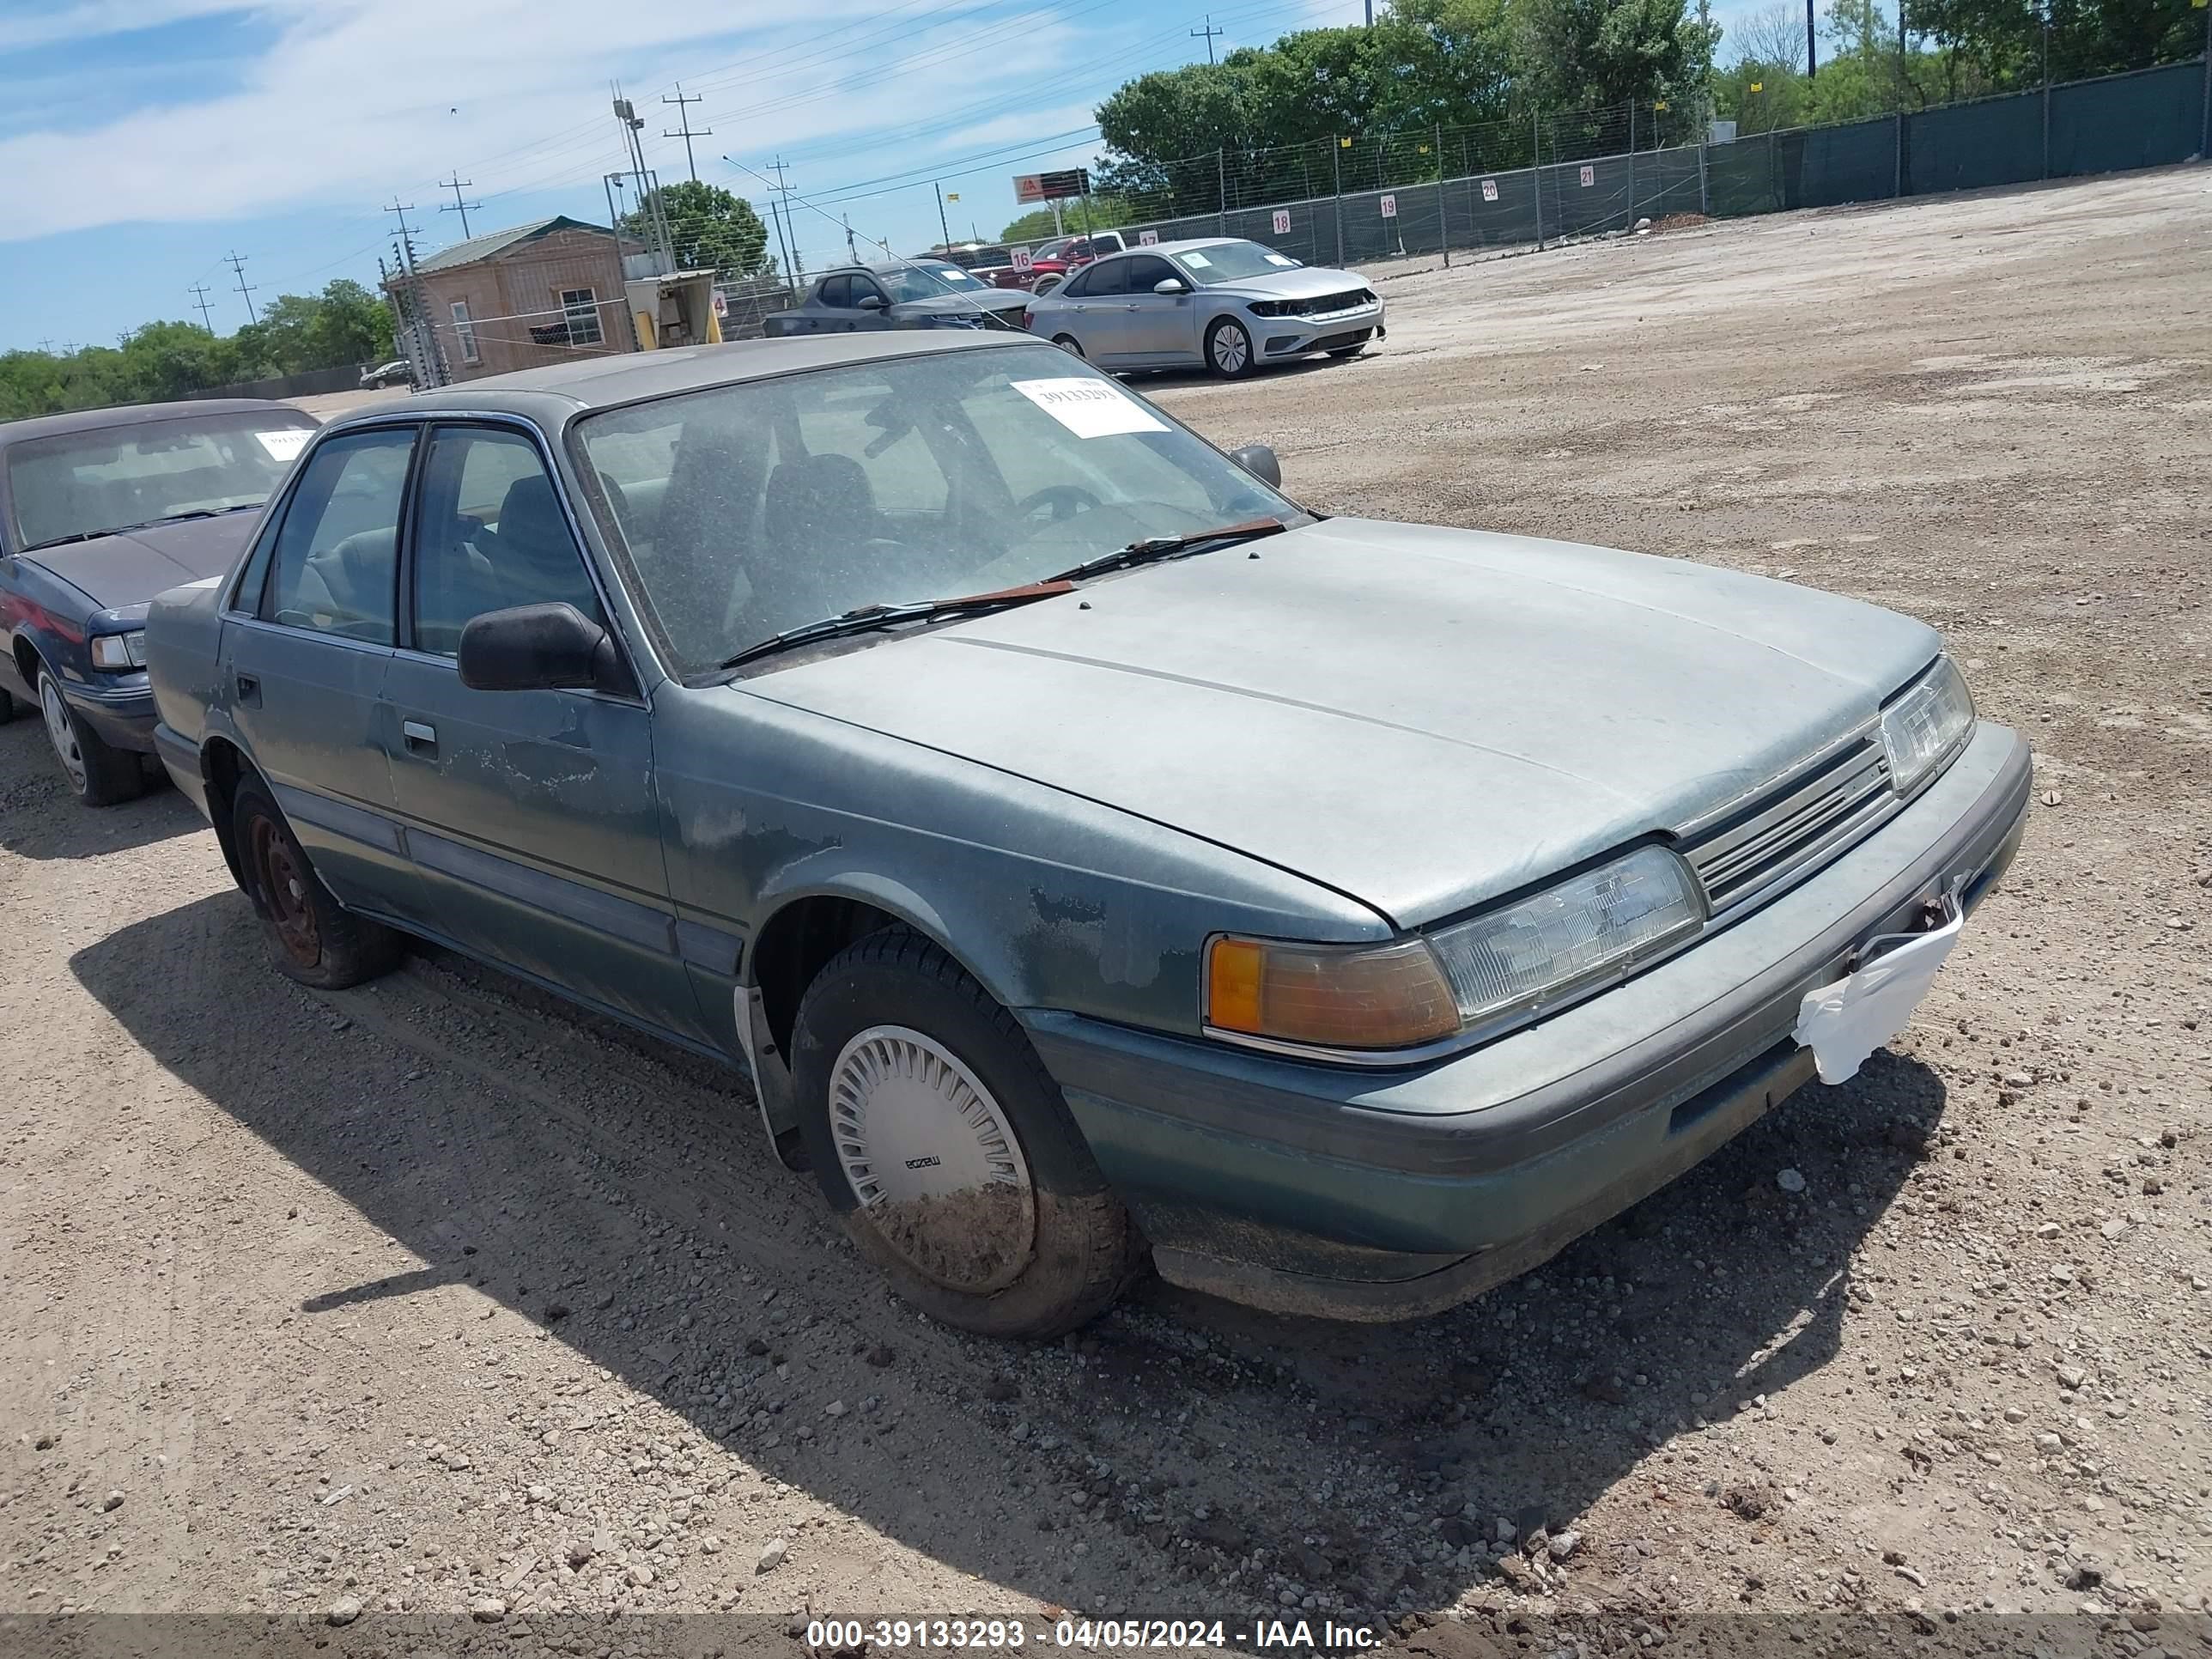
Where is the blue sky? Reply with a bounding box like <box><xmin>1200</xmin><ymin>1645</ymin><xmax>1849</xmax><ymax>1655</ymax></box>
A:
<box><xmin>0</xmin><ymin>0</ymin><xmax>1760</xmax><ymax>352</ymax></box>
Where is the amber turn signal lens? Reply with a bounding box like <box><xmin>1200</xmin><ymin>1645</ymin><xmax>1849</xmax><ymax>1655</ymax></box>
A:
<box><xmin>1205</xmin><ymin>936</ymin><xmax>1462</xmax><ymax>1051</ymax></box>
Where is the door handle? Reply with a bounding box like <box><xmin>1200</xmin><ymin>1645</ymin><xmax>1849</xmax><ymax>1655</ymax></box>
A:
<box><xmin>400</xmin><ymin>719</ymin><xmax>437</xmax><ymax>753</ymax></box>
<box><xmin>234</xmin><ymin>672</ymin><xmax>260</xmax><ymax>706</ymax></box>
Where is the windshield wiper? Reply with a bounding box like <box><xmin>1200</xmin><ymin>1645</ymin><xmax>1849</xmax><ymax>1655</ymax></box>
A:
<box><xmin>1046</xmin><ymin>518</ymin><xmax>1288</xmax><ymax>585</ymax></box>
<box><xmin>22</xmin><ymin>505</ymin><xmax>262</xmax><ymax>551</ymax></box>
<box><xmin>716</xmin><ymin>580</ymin><xmax>1072</xmax><ymax>672</ymax></box>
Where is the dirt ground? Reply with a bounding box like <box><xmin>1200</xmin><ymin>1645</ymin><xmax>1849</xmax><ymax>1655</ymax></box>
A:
<box><xmin>3</xmin><ymin>168</ymin><xmax>2209</xmax><ymax>1656</ymax></box>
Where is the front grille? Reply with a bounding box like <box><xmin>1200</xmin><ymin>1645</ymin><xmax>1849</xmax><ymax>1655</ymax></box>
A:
<box><xmin>1684</xmin><ymin>734</ymin><xmax>1897</xmax><ymax>914</ymax></box>
<box><xmin>1251</xmin><ymin>288</ymin><xmax>1375</xmax><ymax>319</ymax></box>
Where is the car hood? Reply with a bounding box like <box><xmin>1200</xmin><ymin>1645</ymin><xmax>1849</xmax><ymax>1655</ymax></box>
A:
<box><xmin>743</xmin><ymin>519</ymin><xmax>1941</xmax><ymax>926</ymax></box>
<box><xmin>894</xmin><ymin>289</ymin><xmax>1030</xmax><ymax>317</ymax></box>
<box><xmin>22</xmin><ymin>513</ymin><xmax>260</xmax><ymax>610</ymax></box>
<box><xmin>1202</xmin><ymin>265</ymin><xmax>1371</xmax><ymax>301</ymax></box>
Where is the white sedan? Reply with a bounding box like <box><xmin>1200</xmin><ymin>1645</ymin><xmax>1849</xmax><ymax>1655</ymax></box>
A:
<box><xmin>1023</xmin><ymin>238</ymin><xmax>1384</xmax><ymax>379</ymax></box>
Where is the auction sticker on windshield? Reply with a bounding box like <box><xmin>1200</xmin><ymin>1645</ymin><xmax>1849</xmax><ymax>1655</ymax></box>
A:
<box><xmin>256</xmin><ymin>429</ymin><xmax>311</xmax><ymax>461</ymax></box>
<box><xmin>1012</xmin><ymin>378</ymin><xmax>1169</xmax><ymax>440</ymax></box>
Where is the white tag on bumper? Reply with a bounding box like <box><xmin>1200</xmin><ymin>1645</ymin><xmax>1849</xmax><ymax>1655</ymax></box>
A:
<box><xmin>1792</xmin><ymin>883</ymin><xmax>1965</xmax><ymax>1085</ymax></box>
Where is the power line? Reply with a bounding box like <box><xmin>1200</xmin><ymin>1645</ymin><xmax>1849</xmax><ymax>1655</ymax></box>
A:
<box><xmin>225</xmin><ymin>251</ymin><xmax>258</xmax><ymax>324</ymax></box>
<box><xmin>662</xmin><ymin>84</ymin><xmax>711</xmax><ymax>185</ymax></box>
<box><xmin>438</xmin><ymin>174</ymin><xmax>482</xmax><ymax>238</ymax></box>
<box><xmin>1191</xmin><ymin>13</ymin><xmax>1224</xmax><ymax>63</ymax></box>
<box><xmin>187</xmin><ymin>283</ymin><xmax>216</xmax><ymax>331</ymax></box>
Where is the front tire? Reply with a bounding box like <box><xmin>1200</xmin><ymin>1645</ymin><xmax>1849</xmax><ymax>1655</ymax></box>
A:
<box><xmin>37</xmin><ymin>667</ymin><xmax>145</xmax><ymax>807</ymax></box>
<box><xmin>792</xmin><ymin>927</ymin><xmax>1145</xmax><ymax>1338</ymax></box>
<box><xmin>1206</xmin><ymin>316</ymin><xmax>1255</xmax><ymax>380</ymax></box>
<box><xmin>231</xmin><ymin>775</ymin><xmax>404</xmax><ymax>988</ymax></box>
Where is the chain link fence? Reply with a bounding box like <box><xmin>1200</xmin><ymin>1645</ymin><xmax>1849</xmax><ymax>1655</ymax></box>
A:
<box><xmin>1026</xmin><ymin>58</ymin><xmax>2204</xmax><ymax>274</ymax></box>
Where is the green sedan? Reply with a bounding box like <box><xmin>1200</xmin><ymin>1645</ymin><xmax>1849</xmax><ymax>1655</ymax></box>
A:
<box><xmin>143</xmin><ymin>332</ymin><xmax>2031</xmax><ymax>1336</ymax></box>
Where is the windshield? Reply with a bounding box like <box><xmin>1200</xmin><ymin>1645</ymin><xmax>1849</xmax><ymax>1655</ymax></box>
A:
<box><xmin>1173</xmin><ymin>240</ymin><xmax>1304</xmax><ymax>285</ymax></box>
<box><xmin>881</xmin><ymin>262</ymin><xmax>985</xmax><ymax>301</ymax></box>
<box><xmin>575</xmin><ymin>344</ymin><xmax>1299</xmax><ymax>676</ymax></box>
<box><xmin>7</xmin><ymin>410</ymin><xmax>313</xmax><ymax>550</ymax></box>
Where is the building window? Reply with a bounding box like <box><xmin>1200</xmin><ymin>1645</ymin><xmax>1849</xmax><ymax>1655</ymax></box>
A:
<box><xmin>450</xmin><ymin>301</ymin><xmax>480</xmax><ymax>365</ymax></box>
<box><xmin>560</xmin><ymin>288</ymin><xmax>604</xmax><ymax>348</ymax></box>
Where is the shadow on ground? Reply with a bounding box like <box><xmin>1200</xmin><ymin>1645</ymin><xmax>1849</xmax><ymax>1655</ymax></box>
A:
<box><xmin>0</xmin><ymin>715</ymin><xmax>197</xmax><ymax>860</ymax></box>
<box><xmin>70</xmin><ymin>881</ymin><xmax>1947</xmax><ymax>1617</ymax></box>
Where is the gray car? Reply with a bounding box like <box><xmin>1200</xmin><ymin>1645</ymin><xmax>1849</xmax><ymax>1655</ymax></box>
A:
<box><xmin>1023</xmin><ymin>238</ymin><xmax>1385</xmax><ymax>377</ymax></box>
<box><xmin>143</xmin><ymin>332</ymin><xmax>2028</xmax><ymax>1337</ymax></box>
<box><xmin>763</xmin><ymin>258</ymin><xmax>1030</xmax><ymax>337</ymax></box>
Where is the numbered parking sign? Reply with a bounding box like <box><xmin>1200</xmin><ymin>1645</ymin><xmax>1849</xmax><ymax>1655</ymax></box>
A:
<box><xmin>1481</xmin><ymin>178</ymin><xmax>1498</xmax><ymax>202</ymax></box>
<box><xmin>1011</xmin><ymin>246</ymin><xmax>1033</xmax><ymax>271</ymax></box>
<box><xmin>1272</xmin><ymin>209</ymin><xmax>1291</xmax><ymax>235</ymax></box>
<box><xmin>1138</xmin><ymin>229</ymin><xmax>1158</xmax><ymax>246</ymax></box>
<box><xmin>1579</xmin><ymin>164</ymin><xmax>1595</xmax><ymax>188</ymax></box>
<box><xmin>1379</xmin><ymin>193</ymin><xmax>1397</xmax><ymax>219</ymax></box>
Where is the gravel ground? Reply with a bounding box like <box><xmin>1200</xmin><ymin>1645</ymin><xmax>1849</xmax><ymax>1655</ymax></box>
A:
<box><xmin>2</xmin><ymin>168</ymin><xmax>2208</xmax><ymax>1656</ymax></box>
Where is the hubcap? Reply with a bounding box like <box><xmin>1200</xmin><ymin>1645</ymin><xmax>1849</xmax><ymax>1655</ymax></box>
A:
<box><xmin>248</xmin><ymin>815</ymin><xmax>320</xmax><ymax>969</ymax></box>
<box><xmin>38</xmin><ymin>676</ymin><xmax>88</xmax><ymax>793</ymax></box>
<box><xmin>1212</xmin><ymin>322</ymin><xmax>1249</xmax><ymax>374</ymax></box>
<box><xmin>828</xmin><ymin>1024</ymin><xmax>1036</xmax><ymax>1294</ymax></box>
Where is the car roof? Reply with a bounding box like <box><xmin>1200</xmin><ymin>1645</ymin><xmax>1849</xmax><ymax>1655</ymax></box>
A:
<box><xmin>0</xmin><ymin>398</ymin><xmax>312</xmax><ymax>450</ymax></box>
<box><xmin>331</xmin><ymin>334</ymin><xmax>1066</xmax><ymax>426</ymax></box>
<box><xmin>1102</xmin><ymin>237</ymin><xmax>1243</xmax><ymax>258</ymax></box>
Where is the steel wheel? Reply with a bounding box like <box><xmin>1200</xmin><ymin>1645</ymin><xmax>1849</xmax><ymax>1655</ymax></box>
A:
<box><xmin>1051</xmin><ymin>333</ymin><xmax>1084</xmax><ymax>357</ymax></box>
<box><xmin>38</xmin><ymin>674</ymin><xmax>88</xmax><ymax>795</ymax></box>
<box><xmin>1207</xmin><ymin>317</ymin><xmax>1253</xmax><ymax>378</ymax></box>
<box><xmin>247</xmin><ymin>811</ymin><xmax>321</xmax><ymax>970</ymax></box>
<box><xmin>828</xmin><ymin>1024</ymin><xmax>1036</xmax><ymax>1295</ymax></box>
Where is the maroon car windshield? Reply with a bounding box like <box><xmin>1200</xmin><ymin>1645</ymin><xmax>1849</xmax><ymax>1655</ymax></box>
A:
<box><xmin>9</xmin><ymin>410</ymin><xmax>315</xmax><ymax>551</ymax></box>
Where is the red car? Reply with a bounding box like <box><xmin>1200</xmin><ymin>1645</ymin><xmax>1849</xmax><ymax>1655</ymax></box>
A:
<box><xmin>994</xmin><ymin>230</ymin><xmax>1133</xmax><ymax>294</ymax></box>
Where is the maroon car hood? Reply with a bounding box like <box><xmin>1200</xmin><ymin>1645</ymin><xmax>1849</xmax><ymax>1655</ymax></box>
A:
<box><xmin>25</xmin><ymin>513</ymin><xmax>259</xmax><ymax>609</ymax></box>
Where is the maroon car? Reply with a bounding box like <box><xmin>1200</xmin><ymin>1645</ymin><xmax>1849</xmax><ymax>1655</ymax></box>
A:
<box><xmin>999</xmin><ymin>231</ymin><xmax>1134</xmax><ymax>294</ymax></box>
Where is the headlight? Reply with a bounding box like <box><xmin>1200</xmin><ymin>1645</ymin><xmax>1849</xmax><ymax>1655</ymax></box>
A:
<box><xmin>1881</xmin><ymin>656</ymin><xmax>1975</xmax><ymax>795</ymax></box>
<box><xmin>1206</xmin><ymin>936</ymin><xmax>1460</xmax><ymax>1051</ymax></box>
<box><xmin>90</xmin><ymin>630</ymin><xmax>147</xmax><ymax>671</ymax></box>
<box><xmin>1428</xmin><ymin>847</ymin><xmax>1705</xmax><ymax>1035</ymax></box>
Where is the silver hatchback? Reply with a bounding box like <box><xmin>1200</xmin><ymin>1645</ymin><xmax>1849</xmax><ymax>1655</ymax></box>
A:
<box><xmin>1023</xmin><ymin>238</ymin><xmax>1384</xmax><ymax>378</ymax></box>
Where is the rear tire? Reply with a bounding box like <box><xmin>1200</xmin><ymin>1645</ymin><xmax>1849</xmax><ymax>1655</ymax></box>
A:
<box><xmin>1051</xmin><ymin>333</ymin><xmax>1085</xmax><ymax>358</ymax></box>
<box><xmin>37</xmin><ymin>667</ymin><xmax>145</xmax><ymax>807</ymax></box>
<box><xmin>231</xmin><ymin>775</ymin><xmax>404</xmax><ymax>988</ymax></box>
<box><xmin>1206</xmin><ymin>316</ymin><xmax>1255</xmax><ymax>380</ymax></box>
<box><xmin>792</xmin><ymin>927</ymin><xmax>1145</xmax><ymax>1338</ymax></box>
<box><xmin>0</xmin><ymin>690</ymin><xmax>19</xmax><ymax>723</ymax></box>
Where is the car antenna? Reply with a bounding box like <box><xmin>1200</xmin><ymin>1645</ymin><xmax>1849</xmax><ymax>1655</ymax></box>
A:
<box><xmin>719</xmin><ymin>155</ymin><xmax>1000</xmax><ymax>328</ymax></box>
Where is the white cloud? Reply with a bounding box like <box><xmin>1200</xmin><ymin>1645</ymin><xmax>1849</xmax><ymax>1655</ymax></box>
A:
<box><xmin>0</xmin><ymin>0</ymin><xmax>247</xmax><ymax>54</ymax></box>
<box><xmin>0</xmin><ymin>0</ymin><xmax>1093</xmax><ymax>244</ymax></box>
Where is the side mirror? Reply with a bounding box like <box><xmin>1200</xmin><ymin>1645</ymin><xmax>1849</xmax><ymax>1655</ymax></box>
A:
<box><xmin>1228</xmin><ymin>444</ymin><xmax>1282</xmax><ymax>489</ymax></box>
<box><xmin>459</xmin><ymin>603</ymin><xmax>627</xmax><ymax>695</ymax></box>
<box><xmin>855</xmin><ymin>294</ymin><xmax>887</xmax><ymax>312</ymax></box>
<box><xmin>1153</xmin><ymin>277</ymin><xmax>1188</xmax><ymax>295</ymax></box>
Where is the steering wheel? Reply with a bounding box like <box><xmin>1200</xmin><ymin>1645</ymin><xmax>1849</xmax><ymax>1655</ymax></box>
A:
<box><xmin>1014</xmin><ymin>483</ymin><xmax>1103</xmax><ymax>524</ymax></box>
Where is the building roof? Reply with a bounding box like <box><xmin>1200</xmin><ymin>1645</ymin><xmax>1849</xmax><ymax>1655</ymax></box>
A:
<box><xmin>329</xmin><ymin>332</ymin><xmax>1058</xmax><ymax>426</ymax></box>
<box><xmin>412</xmin><ymin>216</ymin><xmax>617</xmax><ymax>276</ymax></box>
<box><xmin>0</xmin><ymin>398</ymin><xmax>311</xmax><ymax>447</ymax></box>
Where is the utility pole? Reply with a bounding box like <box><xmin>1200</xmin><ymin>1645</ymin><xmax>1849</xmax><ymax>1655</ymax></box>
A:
<box><xmin>662</xmin><ymin>84</ymin><xmax>710</xmax><ymax>184</ymax></box>
<box><xmin>843</xmin><ymin>214</ymin><xmax>858</xmax><ymax>259</ymax></box>
<box><xmin>382</xmin><ymin>202</ymin><xmax>445</xmax><ymax>387</ymax></box>
<box><xmin>187</xmin><ymin>284</ymin><xmax>216</xmax><ymax>331</ymax></box>
<box><xmin>1190</xmin><ymin>14</ymin><xmax>1223</xmax><ymax>63</ymax></box>
<box><xmin>934</xmin><ymin>181</ymin><xmax>953</xmax><ymax>251</ymax></box>
<box><xmin>1807</xmin><ymin>0</ymin><xmax>1818</xmax><ymax>78</ymax></box>
<box><xmin>613</xmin><ymin>87</ymin><xmax>673</xmax><ymax>272</ymax></box>
<box><xmin>438</xmin><ymin>174</ymin><xmax>480</xmax><ymax>238</ymax></box>
<box><xmin>769</xmin><ymin>156</ymin><xmax>801</xmax><ymax>282</ymax></box>
<box><xmin>225</xmin><ymin>251</ymin><xmax>258</xmax><ymax>323</ymax></box>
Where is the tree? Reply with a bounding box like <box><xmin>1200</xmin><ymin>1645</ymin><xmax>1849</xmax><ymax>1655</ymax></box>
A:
<box><xmin>1732</xmin><ymin>0</ymin><xmax>1808</xmax><ymax>68</ymax></box>
<box><xmin>1000</xmin><ymin>198</ymin><xmax>1136</xmax><ymax>241</ymax></box>
<box><xmin>621</xmin><ymin>180</ymin><xmax>772</xmax><ymax>279</ymax></box>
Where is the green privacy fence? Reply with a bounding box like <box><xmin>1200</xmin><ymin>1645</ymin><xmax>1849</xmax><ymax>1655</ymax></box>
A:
<box><xmin>1116</xmin><ymin>60</ymin><xmax>2209</xmax><ymax>267</ymax></box>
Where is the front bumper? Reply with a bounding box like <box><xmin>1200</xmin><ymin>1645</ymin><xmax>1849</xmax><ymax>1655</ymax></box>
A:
<box><xmin>1254</xmin><ymin>304</ymin><xmax>1386</xmax><ymax>356</ymax></box>
<box><xmin>59</xmin><ymin>673</ymin><xmax>158</xmax><ymax>754</ymax></box>
<box><xmin>1024</xmin><ymin>720</ymin><xmax>2033</xmax><ymax>1321</ymax></box>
